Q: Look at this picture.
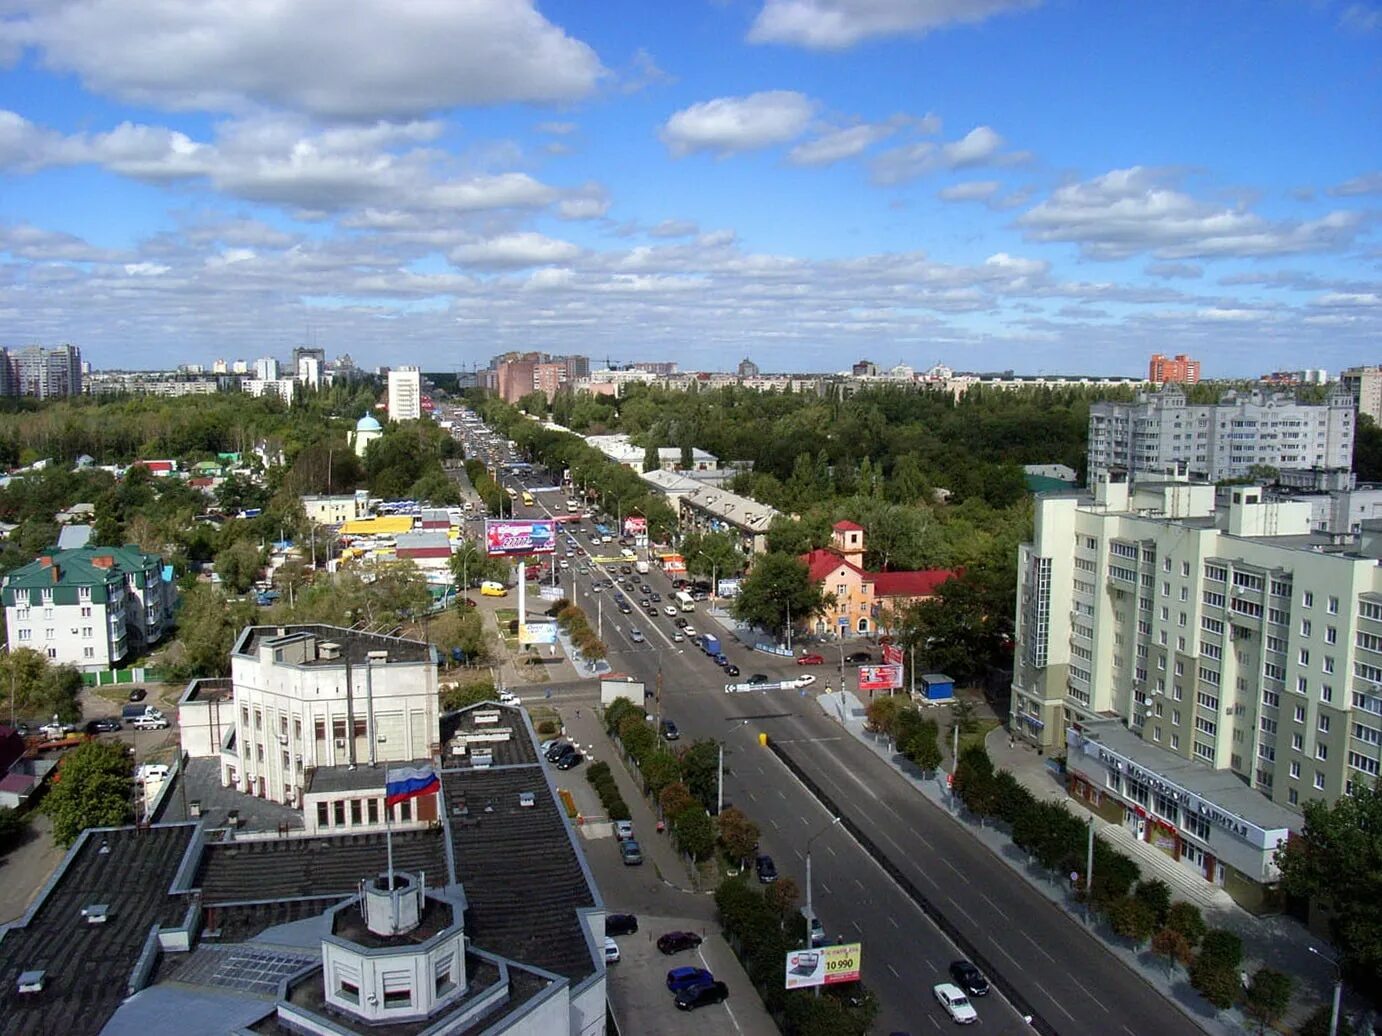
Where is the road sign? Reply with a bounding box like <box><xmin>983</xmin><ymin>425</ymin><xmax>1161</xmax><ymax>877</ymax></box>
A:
<box><xmin>784</xmin><ymin>942</ymin><xmax>862</xmax><ymax>989</ymax></box>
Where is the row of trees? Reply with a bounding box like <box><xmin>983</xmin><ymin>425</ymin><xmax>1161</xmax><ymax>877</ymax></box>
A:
<box><xmin>864</xmin><ymin>696</ymin><xmax>942</xmax><ymax>771</ymax></box>
<box><xmin>0</xmin><ymin>648</ymin><xmax>85</xmax><ymax>724</ymax></box>
<box><xmin>554</xmin><ymin>601</ymin><xmax>607</xmax><ymax>665</ymax></box>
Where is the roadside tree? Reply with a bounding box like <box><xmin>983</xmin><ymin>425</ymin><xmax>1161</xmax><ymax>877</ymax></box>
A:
<box><xmin>44</xmin><ymin>740</ymin><xmax>133</xmax><ymax>846</ymax></box>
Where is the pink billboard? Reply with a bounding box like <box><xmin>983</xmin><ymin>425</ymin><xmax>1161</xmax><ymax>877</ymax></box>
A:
<box><xmin>623</xmin><ymin>516</ymin><xmax>648</xmax><ymax>536</ymax></box>
<box><xmin>485</xmin><ymin>519</ymin><xmax>556</xmax><ymax>556</ymax></box>
<box><xmin>857</xmin><ymin>664</ymin><xmax>903</xmax><ymax>691</ymax></box>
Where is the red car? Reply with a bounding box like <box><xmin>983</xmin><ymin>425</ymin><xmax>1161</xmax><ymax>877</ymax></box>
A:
<box><xmin>797</xmin><ymin>654</ymin><xmax>825</xmax><ymax>665</ymax></box>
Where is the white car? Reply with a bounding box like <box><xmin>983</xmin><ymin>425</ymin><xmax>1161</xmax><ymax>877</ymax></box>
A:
<box><xmin>794</xmin><ymin>674</ymin><xmax>817</xmax><ymax>687</ymax></box>
<box><xmin>933</xmin><ymin>983</ymin><xmax>977</xmax><ymax>1024</ymax></box>
<box><xmin>629</xmin><ymin>629</ymin><xmax>645</xmax><ymax>643</ymax></box>
<box><xmin>603</xmin><ymin>937</ymin><xmax>620</xmax><ymax>964</ymax></box>
<box><xmin>672</xmin><ymin>632</ymin><xmax>684</xmax><ymax>642</ymax></box>
<box><xmin>499</xmin><ymin>691</ymin><xmax>521</xmax><ymax>706</ymax></box>
<box><xmin>664</xmin><ymin>605</ymin><xmax>679</xmax><ymax>616</ymax></box>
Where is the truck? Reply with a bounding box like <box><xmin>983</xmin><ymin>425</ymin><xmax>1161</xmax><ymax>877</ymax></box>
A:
<box><xmin>701</xmin><ymin>634</ymin><xmax>721</xmax><ymax>657</ymax></box>
<box><xmin>122</xmin><ymin>703</ymin><xmax>163</xmax><ymax>722</ymax></box>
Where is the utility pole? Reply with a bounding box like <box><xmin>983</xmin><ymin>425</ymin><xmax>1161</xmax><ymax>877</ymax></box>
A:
<box><xmin>804</xmin><ymin>816</ymin><xmax>842</xmax><ymax>996</ymax></box>
<box><xmin>1308</xmin><ymin>947</ymin><xmax>1342</xmax><ymax>1036</ymax></box>
<box><xmin>785</xmin><ymin>599</ymin><xmax>792</xmax><ymax>653</ymax></box>
<box><xmin>1085</xmin><ymin>816</ymin><xmax>1096</xmax><ymax>926</ymax></box>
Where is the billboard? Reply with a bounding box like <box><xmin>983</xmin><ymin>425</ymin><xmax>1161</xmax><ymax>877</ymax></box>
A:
<box><xmin>519</xmin><ymin>622</ymin><xmax>558</xmax><ymax>645</ymax></box>
<box><xmin>784</xmin><ymin>943</ymin><xmax>862</xmax><ymax>990</ymax></box>
<box><xmin>485</xmin><ymin>519</ymin><xmax>556</xmax><ymax>556</ymax></box>
<box><xmin>623</xmin><ymin>516</ymin><xmax>647</xmax><ymax>536</ymax></box>
<box><xmin>716</xmin><ymin>578</ymin><xmax>742</xmax><ymax>598</ymax></box>
<box><xmin>857</xmin><ymin>664</ymin><xmax>904</xmax><ymax>691</ymax></box>
<box><xmin>881</xmin><ymin>643</ymin><xmax>904</xmax><ymax>666</ymax></box>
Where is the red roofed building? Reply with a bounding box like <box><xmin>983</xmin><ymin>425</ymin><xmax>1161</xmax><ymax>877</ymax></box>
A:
<box><xmin>802</xmin><ymin>522</ymin><xmax>958</xmax><ymax>636</ymax></box>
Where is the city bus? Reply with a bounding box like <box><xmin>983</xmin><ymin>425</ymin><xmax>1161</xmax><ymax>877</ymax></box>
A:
<box><xmin>675</xmin><ymin>590</ymin><xmax>697</xmax><ymax>613</ymax></box>
<box><xmin>505</xmin><ymin>486</ymin><xmax>517</xmax><ymax>499</ymax></box>
<box><xmin>521</xmin><ymin>491</ymin><xmax>534</xmax><ymax>507</ymax></box>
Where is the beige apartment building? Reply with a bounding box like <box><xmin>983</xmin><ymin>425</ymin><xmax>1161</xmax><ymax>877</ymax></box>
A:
<box><xmin>1012</xmin><ymin>476</ymin><xmax>1382</xmax><ymax>903</ymax></box>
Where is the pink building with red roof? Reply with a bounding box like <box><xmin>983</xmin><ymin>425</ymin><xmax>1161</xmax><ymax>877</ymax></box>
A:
<box><xmin>801</xmin><ymin>522</ymin><xmax>958</xmax><ymax>636</ymax></box>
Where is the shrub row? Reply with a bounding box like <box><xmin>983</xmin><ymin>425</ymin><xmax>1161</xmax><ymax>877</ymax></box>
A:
<box><xmin>585</xmin><ymin>761</ymin><xmax>631</xmax><ymax>822</ymax></box>
<box><xmin>555</xmin><ymin>603</ymin><xmax>607</xmax><ymax>662</ymax></box>
<box><xmin>865</xmin><ymin>696</ymin><xmax>942</xmax><ymax>772</ymax></box>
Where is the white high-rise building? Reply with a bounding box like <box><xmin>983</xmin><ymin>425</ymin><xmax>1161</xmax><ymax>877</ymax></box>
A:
<box><xmin>1012</xmin><ymin>475</ymin><xmax>1382</xmax><ymax>903</ymax></box>
<box><xmin>1340</xmin><ymin>365</ymin><xmax>1382</xmax><ymax>424</ymax></box>
<box><xmin>254</xmin><ymin>355</ymin><xmax>280</xmax><ymax>381</ymax></box>
<box><xmin>1087</xmin><ymin>385</ymin><xmax>1355</xmax><ymax>484</ymax></box>
<box><xmin>387</xmin><ymin>365</ymin><xmax>422</xmax><ymax>422</ymax></box>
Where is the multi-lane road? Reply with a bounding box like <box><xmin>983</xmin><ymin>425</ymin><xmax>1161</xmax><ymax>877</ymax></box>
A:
<box><xmin>454</xmin><ymin>419</ymin><xmax>1205</xmax><ymax>1036</ymax></box>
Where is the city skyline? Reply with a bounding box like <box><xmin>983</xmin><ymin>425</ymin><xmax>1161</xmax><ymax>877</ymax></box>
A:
<box><xmin>0</xmin><ymin>1</ymin><xmax>1378</xmax><ymax>374</ymax></box>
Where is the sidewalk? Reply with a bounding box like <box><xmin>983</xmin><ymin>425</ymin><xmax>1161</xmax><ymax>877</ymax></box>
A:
<box><xmin>813</xmin><ymin>689</ymin><xmax>1346</xmax><ymax>1035</ymax></box>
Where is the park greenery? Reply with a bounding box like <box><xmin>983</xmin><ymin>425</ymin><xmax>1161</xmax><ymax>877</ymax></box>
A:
<box><xmin>864</xmin><ymin>696</ymin><xmax>943</xmax><ymax>773</ymax></box>
<box><xmin>0</xmin><ymin>648</ymin><xmax>84</xmax><ymax>724</ymax></box>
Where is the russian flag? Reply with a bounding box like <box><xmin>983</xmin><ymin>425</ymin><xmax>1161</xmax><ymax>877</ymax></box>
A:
<box><xmin>385</xmin><ymin>765</ymin><xmax>440</xmax><ymax>808</ymax></box>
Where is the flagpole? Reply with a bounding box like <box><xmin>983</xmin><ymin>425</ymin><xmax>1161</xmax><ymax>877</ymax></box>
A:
<box><xmin>386</xmin><ymin>787</ymin><xmax>395</xmax><ymax>890</ymax></box>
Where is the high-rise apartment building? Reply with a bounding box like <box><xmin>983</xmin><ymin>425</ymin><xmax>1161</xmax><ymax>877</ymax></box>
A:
<box><xmin>737</xmin><ymin>357</ymin><xmax>760</xmax><ymax>379</ymax></box>
<box><xmin>491</xmin><ymin>352</ymin><xmax>588</xmax><ymax>404</ymax></box>
<box><xmin>387</xmin><ymin>365</ymin><xmax>422</xmax><ymax>421</ymax></box>
<box><xmin>254</xmin><ymin>356</ymin><xmax>280</xmax><ymax>381</ymax></box>
<box><xmin>1</xmin><ymin>344</ymin><xmax>82</xmax><ymax>398</ymax></box>
<box><xmin>1011</xmin><ymin>476</ymin><xmax>1381</xmax><ymax>904</ymax></box>
<box><xmin>1340</xmin><ymin>365</ymin><xmax>1382</xmax><ymax>423</ymax></box>
<box><xmin>1087</xmin><ymin>385</ymin><xmax>1355</xmax><ymax>484</ymax></box>
<box><xmin>1148</xmin><ymin>352</ymin><xmax>1201</xmax><ymax>385</ymax></box>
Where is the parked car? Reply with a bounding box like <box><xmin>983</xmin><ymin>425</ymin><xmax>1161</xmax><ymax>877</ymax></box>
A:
<box><xmin>845</xmin><ymin>651</ymin><xmax>873</xmax><ymax>664</ymax></box>
<box><xmin>85</xmin><ymin>718</ymin><xmax>122</xmax><ymax>734</ymax></box>
<box><xmin>755</xmin><ymin>854</ymin><xmax>778</xmax><ymax>883</ymax></box>
<box><xmin>666</xmin><ymin>966</ymin><xmax>715</xmax><ymax>993</ymax></box>
<box><xmin>675</xmin><ymin>980</ymin><xmax>729</xmax><ymax>1011</ymax></box>
<box><xmin>603</xmin><ymin>937</ymin><xmax>621</xmax><ymax>964</ymax></box>
<box><xmin>607</xmin><ymin>913</ymin><xmax>639</xmax><ymax>936</ymax></box>
<box><xmin>747</xmin><ymin>673</ymin><xmax>769</xmax><ymax>685</ymax></box>
<box><xmin>672</xmin><ymin>632</ymin><xmax>684</xmax><ymax>642</ymax></box>
<box><xmin>797</xmin><ymin>653</ymin><xmax>825</xmax><ymax>665</ymax></box>
<box><xmin>128</xmin><ymin>688</ymin><xmax>147</xmax><ymax>702</ymax></box>
<box><xmin>722</xmin><ymin>664</ymin><xmax>740</xmax><ymax>677</ymax></box>
<box><xmin>807</xmin><ymin>915</ymin><xmax>827</xmax><ymax>947</ymax></box>
<box><xmin>656</xmin><ymin>931</ymin><xmax>704</xmax><ymax>955</ymax></box>
<box><xmin>614</xmin><ymin>820</ymin><xmax>635</xmax><ymax>841</ymax></box>
<box><xmin>555</xmin><ymin>751</ymin><xmax>584</xmax><ymax>770</ymax></box>
<box><xmin>933</xmin><ymin>983</ymin><xmax>978</xmax><ymax>1024</ymax></box>
<box><xmin>544</xmin><ymin>740</ymin><xmax>572</xmax><ymax>761</ymax></box>
<box><xmin>620</xmin><ymin>840</ymin><xmax>643</xmax><ymax>865</ymax></box>
<box><xmin>660</xmin><ymin>720</ymin><xmax>680</xmax><ymax>741</ymax></box>
<box><xmin>949</xmin><ymin>960</ymin><xmax>989</xmax><ymax>997</ymax></box>
<box><xmin>794</xmin><ymin>674</ymin><xmax>817</xmax><ymax>687</ymax></box>
<box><xmin>132</xmin><ymin>715</ymin><xmax>169</xmax><ymax>730</ymax></box>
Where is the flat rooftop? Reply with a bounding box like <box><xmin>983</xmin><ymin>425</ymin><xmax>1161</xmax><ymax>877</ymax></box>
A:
<box><xmin>441</xmin><ymin>703</ymin><xmax>539</xmax><ymax>768</ymax></box>
<box><xmin>179</xmin><ymin>677</ymin><xmax>233</xmax><ymax>704</ymax></box>
<box><xmin>306</xmin><ymin>758</ymin><xmax>432</xmax><ymax>796</ymax></box>
<box><xmin>233</xmin><ymin>625</ymin><xmax>436</xmax><ymax>667</ymax></box>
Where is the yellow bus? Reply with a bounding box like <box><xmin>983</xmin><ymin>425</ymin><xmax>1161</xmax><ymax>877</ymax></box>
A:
<box><xmin>505</xmin><ymin>486</ymin><xmax>517</xmax><ymax>499</ymax></box>
<box><xmin>521</xmin><ymin>491</ymin><xmax>534</xmax><ymax>507</ymax></box>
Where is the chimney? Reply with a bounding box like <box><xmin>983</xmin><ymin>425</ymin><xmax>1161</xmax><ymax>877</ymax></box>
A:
<box><xmin>37</xmin><ymin>556</ymin><xmax>51</xmax><ymax>567</ymax></box>
<box><xmin>91</xmin><ymin>555</ymin><xmax>115</xmax><ymax>569</ymax></box>
<box><xmin>51</xmin><ymin>564</ymin><xmax>60</xmax><ymax>583</ymax></box>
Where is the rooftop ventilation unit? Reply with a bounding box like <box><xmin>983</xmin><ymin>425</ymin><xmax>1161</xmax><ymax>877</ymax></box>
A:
<box><xmin>16</xmin><ymin>970</ymin><xmax>45</xmax><ymax>995</ymax></box>
<box><xmin>81</xmin><ymin>903</ymin><xmax>110</xmax><ymax>925</ymax></box>
<box><xmin>319</xmin><ymin>641</ymin><xmax>342</xmax><ymax>660</ymax></box>
<box><xmin>367</xmin><ymin>650</ymin><xmax>389</xmax><ymax>663</ymax></box>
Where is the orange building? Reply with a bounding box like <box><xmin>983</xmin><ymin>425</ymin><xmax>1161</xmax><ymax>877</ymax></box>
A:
<box><xmin>1147</xmin><ymin>353</ymin><xmax>1200</xmax><ymax>385</ymax></box>
<box><xmin>800</xmin><ymin>522</ymin><xmax>958</xmax><ymax>636</ymax></box>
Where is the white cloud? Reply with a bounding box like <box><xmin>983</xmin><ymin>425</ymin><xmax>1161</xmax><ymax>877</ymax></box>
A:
<box><xmin>1144</xmin><ymin>261</ymin><xmax>1203</xmax><ymax>279</ymax></box>
<box><xmin>1340</xmin><ymin>4</ymin><xmax>1382</xmax><ymax>33</ymax></box>
<box><xmin>787</xmin><ymin>122</ymin><xmax>896</xmax><ymax>166</ymax></box>
<box><xmin>943</xmin><ymin>125</ymin><xmax>1002</xmax><ymax>167</ymax></box>
<box><xmin>557</xmin><ymin>184</ymin><xmax>611</xmax><ymax>220</ymax></box>
<box><xmin>1017</xmin><ymin>166</ymin><xmax>1367</xmax><ymax>259</ymax></box>
<box><xmin>649</xmin><ymin>219</ymin><xmax>700</xmax><ymax>238</ymax></box>
<box><xmin>1329</xmin><ymin>170</ymin><xmax>1382</xmax><ymax>196</ymax></box>
<box><xmin>937</xmin><ymin>179</ymin><xmax>999</xmax><ymax>201</ymax></box>
<box><xmin>661</xmin><ymin>90</ymin><xmax>817</xmax><ymax>156</ymax></box>
<box><xmin>536</xmin><ymin>122</ymin><xmax>578</xmax><ymax>135</ymax></box>
<box><xmin>747</xmin><ymin>0</ymin><xmax>1040</xmax><ymax>49</ymax></box>
<box><xmin>0</xmin><ymin>0</ymin><xmax>606</xmax><ymax>118</ymax></box>
<box><xmin>449</xmin><ymin>232</ymin><xmax>581</xmax><ymax>267</ymax></box>
<box><xmin>871</xmin><ymin>125</ymin><xmax>1016</xmax><ymax>183</ymax></box>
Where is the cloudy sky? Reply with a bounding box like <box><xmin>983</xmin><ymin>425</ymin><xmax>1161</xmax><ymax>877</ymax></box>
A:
<box><xmin>0</xmin><ymin>0</ymin><xmax>1378</xmax><ymax>376</ymax></box>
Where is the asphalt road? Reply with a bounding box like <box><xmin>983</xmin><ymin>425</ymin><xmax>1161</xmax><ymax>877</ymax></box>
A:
<box><xmin>473</xmin><ymin>437</ymin><xmax>1208</xmax><ymax>1036</ymax></box>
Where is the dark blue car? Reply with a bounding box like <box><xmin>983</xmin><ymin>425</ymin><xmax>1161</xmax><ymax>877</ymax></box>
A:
<box><xmin>666</xmin><ymin>966</ymin><xmax>714</xmax><ymax>993</ymax></box>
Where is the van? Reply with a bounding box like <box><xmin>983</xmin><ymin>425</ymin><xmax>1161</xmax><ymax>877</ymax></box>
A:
<box><xmin>122</xmin><ymin>704</ymin><xmax>162</xmax><ymax>722</ymax></box>
<box><xmin>480</xmin><ymin>581</ymin><xmax>507</xmax><ymax>597</ymax></box>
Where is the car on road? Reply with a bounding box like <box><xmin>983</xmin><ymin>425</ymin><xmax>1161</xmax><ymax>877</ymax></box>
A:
<box><xmin>85</xmin><ymin>718</ymin><xmax>122</xmax><ymax>734</ymax></box>
<box><xmin>620</xmin><ymin>565</ymin><xmax>633</xmax><ymax>575</ymax></box>
<box><xmin>845</xmin><ymin>651</ymin><xmax>873</xmax><ymax>664</ymax></box>
<box><xmin>656</xmin><ymin>931</ymin><xmax>704</xmax><ymax>955</ymax></box>
<box><xmin>663</xmin><ymin>605</ymin><xmax>679</xmax><ymax>616</ymax></box>
<box><xmin>747</xmin><ymin>673</ymin><xmax>769</xmax><ymax>685</ymax></box>
<box><xmin>797</xmin><ymin>653</ymin><xmax>825</xmax><ymax>665</ymax></box>
<box><xmin>620</xmin><ymin>840</ymin><xmax>643</xmax><ymax>865</ymax></box>
<box><xmin>629</xmin><ymin>629</ymin><xmax>644</xmax><ymax>643</ymax></box>
<box><xmin>666</xmin><ymin>966</ymin><xmax>715</xmax><ymax>993</ymax></box>
<box><xmin>660</xmin><ymin>720</ymin><xmax>680</xmax><ymax>741</ymax></box>
<box><xmin>498</xmin><ymin>691</ymin><xmax>521</xmax><ymax>706</ymax></box>
<box><xmin>556</xmin><ymin>751</ymin><xmax>584</xmax><ymax>770</ymax></box>
<box><xmin>794</xmin><ymin>674</ymin><xmax>817</xmax><ymax>687</ymax></box>
<box><xmin>933</xmin><ymin>982</ymin><xmax>978</xmax><ymax>1024</ymax></box>
<box><xmin>949</xmin><ymin>960</ymin><xmax>989</xmax><ymax>997</ymax></box>
<box><xmin>607</xmin><ymin>913</ymin><xmax>639</xmax><ymax>936</ymax></box>
<box><xmin>591</xmin><ymin>582</ymin><xmax>602</xmax><ymax>592</ymax></box>
<box><xmin>132</xmin><ymin>715</ymin><xmax>169</xmax><ymax>730</ymax></box>
<box><xmin>722</xmin><ymin>664</ymin><xmax>740</xmax><ymax>677</ymax></box>
<box><xmin>755</xmin><ymin>854</ymin><xmax>778</xmax><ymax>883</ymax></box>
<box><xmin>603</xmin><ymin>937</ymin><xmax>621</xmax><ymax>964</ymax></box>
<box><xmin>673</xmin><ymin>617</ymin><xmax>688</xmax><ymax>629</ymax></box>
<box><xmin>671</xmin><ymin>632</ymin><xmax>684</xmax><ymax>642</ymax></box>
<box><xmin>675</xmin><ymin>980</ymin><xmax>729</xmax><ymax>1011</ymax></box>
<box><xmin>128</xmin><ymin>688</ymin><xmax>147</xmax><ymax>702</ymax></box>
<box><xmin>614</xmin><ymin>820</ymin><xmax>634</xmax><ymax>841</ymax></box>
<box><xmin>807</xmin><ymin>915</ymin><xmax>827</xmax><ymax>947</ymax></box>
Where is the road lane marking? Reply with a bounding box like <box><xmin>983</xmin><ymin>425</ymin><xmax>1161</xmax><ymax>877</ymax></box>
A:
<box><xmin>826</xmin><ymin>844</ymin><xmax>837</xmax><ymax>857</ymax></box>
<box><xmin>888</xmin><ymin>916</ymin><xmax>900</xmax><ymax>928</ymax></box>
<box><xmin>947</xmin><ymin>897</ymin><xmax>977</xmax><ymax>926</ymax></box>
<box><xmin>979</xmin><ymin>892</ymin><xmax>1010</xmax><ymax>920</ymax></box>
<box><xmin>820</xmin><ymin>881</ymin><xmax>832</xmax><ymax>895</ymax></box>
<box><xmin>697</xmin><ymin>948</ymin><xmax>744</xmax><ymax>1034</ymax></box>
<box><xmin>853</xmin><ymin>878</ymin><xmax>865</xmax><ymax>892</ymax></box>
<box><xmin>746</xmin><ymin>791</ymin><xmax>757</xmax><ymax>802</ymax></box>
<box><xmin>1069</xmin><ymin>974</ymin><xmax>1109</xmax><ymax>1012</ymax></box>
<box><xmin>769</xmin><ymin>818</ymin><xmax>780</xmax><ymax>830</ymax></box>
<box><xmin>1020</xmin><ymin>931</ymin><xmax>1055</xmax><ymax>962</ymax></box>
<box><xmin>851</xmin><ymin>920</ymin><xmax>863</xmax><ymax>933</ymax></box>
<box><xmin>939</xmin><ymin>857</ymin><xmax>970</xmax><ymax>884</ymax></box>
<box><xmin>887</xmin><ymin>963</ymin><xmax>900</xmax><ymax>978</ymax></box>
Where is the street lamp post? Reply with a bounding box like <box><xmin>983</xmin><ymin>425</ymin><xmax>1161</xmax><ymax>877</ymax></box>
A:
<box><xmin>717</xmin><ymin>719</ymin><xmax>752</xmax><ymax>816</ymax></box>
<box><xmin>1308</xmin><ymin>946</ymin><xmax>1343</xmax><ymax>1036</ymax></box>
<box><xmin>805</xmin><ymin>816</ymin><xmax>843</xmax><ymax>996</ymax></box>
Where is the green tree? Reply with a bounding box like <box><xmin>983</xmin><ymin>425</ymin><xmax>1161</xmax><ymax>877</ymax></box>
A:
<box><xmin>1277</xmin><ymin>778</ymin><xmax>1382</xmax><ymax>993</ymax></box>
<box><xmin>903</xmin><ymin>720</ymin><xmax>943</xmax><ymax>773</ymax></box>
<box><xmin>1108</xmin><ymin>895</ymin><xmax>1158</xmax><ymax>946</ymax></box>
<box><xmin>43</xmin><ymin>739</ymin><xmax>134</xmax><ymax>846</ymax></box>
<box><xmin>1151</xmin><ymin>926</ymin><xmax>1193</xmax><ymax>977</ymax></box>
<box><xmin>165</xmin><ymin>585</ymin><xmax>257</xmax><ymax>679</ymax></box>
<box><xmin>1299</xmin><ymin>1003</ymin><xmax>1356</xmax><ymax>1036</ymax></box>
<box><xmin>679</xmin><ymin>740</ymin><xmax>722</xmax><ymax>809</ymax></box>
<box><xmin>1133</xmin><ymin>878</ymin><xmax>1173</xmax><ymax>928</ymax></box>
<box><xmin>1189</xmin><ymin>955</ymin><xmax>1240</xmax><ymax>1011</ymax></box>
<box><xmin>214</xmin><ymin>538</ymin><xmax>263</xmax><ymax>594</ymax></box>
<box><xmin>1242</xmin><ymin>968</ymin><xmax>1292</xmax><ymax>1034</ymax></box>
<box><xmin>732</xmin><ymin>552</ymin><xmax>829</xmax><ymax>642</ymax></box>
<box><xmin>642</xmin><ymin>442</ymin><xmax>660</xmax><ymax>473</ymax></box>
<box><xmin>681</xmin><ymin>531</ymin><xmax>745</xmax><ymax>579</ymax></box>
<box><xmin>1165</xmin><ymin>901</ymin><xmax>1207</xmax><ymax>949</ymax></box>
<box><xmin>674</xmin><ymin>805</ymin><xmax>715</xmax><ymax>861</ymax></box>
<box><xmin>765</xmin><ymin>875</ymin><xmax>801</xmax><ymax>916</ymax></box>
<box><xmin>660</xmin><ymin>781</ymin><xmax>696</xmax><ymax>820</ymax></box>
<box><xmin>440</xmin><ymin>677</ymin><xmax>498</xmax><ymax>711</ymax></box>
<box><xmin>618</xmin><ymin>715</ymin><xmax>656</xmax><ymax>763</ymax></box>
<box><xmin>0</xmin><ymin>806</ymin><xmax>30</xmax><ymax>855</ymax></box>
<box><xmin>641</xmin><ymin>750</ymin><xmax>682</xmax><ymax>798</ymax></box>
<box><xmin>0</xmin><ymin>647</ymin><xmax>83</xmax><ymax>723</ymax></box>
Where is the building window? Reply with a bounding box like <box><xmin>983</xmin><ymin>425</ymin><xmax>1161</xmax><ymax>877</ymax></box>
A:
<box><xmin>1319</xmin><ymin>715</ymin><xmax>1331</xmax><ymax>733</ymax></box>
<box><xmin>368</xmin><ymin>798</ymin><xmax>380</xmax><ymax>824</ymax></box>
<box><xmin>83</xmin><ymin>647</ymin><xmax>94</xmax><ymax>658</ymax></box>
<box><xmin>1328</xmin><ymin>595</ymin><xmax>1339</xmax><ymax>614</ymax></box>
<box><xmin>350</xmin><ymin>799</ymin><xmax>362</xmax><ymax>825</ymax></box>
<box><xmin>317</xmin><ymin>802</ymin><xmax>329</xmax><ymax>827</ymax></box>
<box><xmin>399</xmin><ymin>800</ymin><xmax>412</xmax><ymax>822</ymax></box>
<box><xmin>314</xmin><ymin>717</ymin><xmax>326</xmax><ymax>741</ymax></box>
<box><xmin>1299</xmin><ymin>649</ymin><xmax>1310</xmax><ymax>667</ymax></box>
<box><xmin>1288</xmin><ymin>789</ymin><xmax>1298</xmax><ymax>805</ymax></box>
<box><xmin>80</xmin><ymin>606</ymin><xmax>91</xmax><ymax>618</ymax></box>
<box><xmin>1298</xmin><ymin>677</ymin><xmax>1309</xmax><ymax>695</ymax></box>
<box><xmin>332</xmin><ymin>718</ymin><xmax>347</xmax><ymax>740</ymax></box>
<box><xmin>1292</xmin><ymin>733</ymin><xmax>1304</xmax><ymax>751</ymax></box>
<box><xmin>353</xmin><ymin>718</ymin><xmax>367</xmax><ymax>739</ymax></box>
<box><xmin>1326</xmin><ymin>626</ymin><xmax>1337</xmax><ymax>645</ymax></box>
<box><xmin>254</xmin><ymin>709</ymin><xmax>262</xmax><ymax>730</ymax></box>
<box><xmin>1322</xmin><ymin>684</ymin><xmax>1334</xmax><ymax>703</ymax></box>
<box><xmin>1316</xmin><ymin>743</ymin><xmax>1328</xmax><ymax>761</ymax></box>
<box><xmin>333</xmin><ymin>800</ymin><xmax>346</xmax><ymax>826</ymax></box>
<box><xmin>1289</xmin><ymin>761</ymin><xmax>1300</xmax><ymax>779</ymax></box>
<box><xmin>1301</xmin><ymin>620</ymin><xmax>1312</xmax><ymax>637</ymax></box>
<box><xmin>1314</xmin><ymin>771</ymin><xmax>1326</xmax><ymax>790</ymax></box>
<box><xmin>1303</xmin><ymin>591</ymin><xmax>1314</xmax><ymax>608</ymax></box>
<box><xmin>1171</xmin><ymin>734</ymin><xmax>1180</xmax><ymax>750</ymax></box>
<box><xmin>1294</xmin><ymin>704</ymin><xmax>1306</xmax><ymax>722</ymax></box>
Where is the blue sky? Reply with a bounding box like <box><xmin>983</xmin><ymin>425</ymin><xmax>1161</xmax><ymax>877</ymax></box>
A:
<box><xmin>0</xmin><ymin>0</ymin><xmax>1378</xmax><ymax>375</ymax></box>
